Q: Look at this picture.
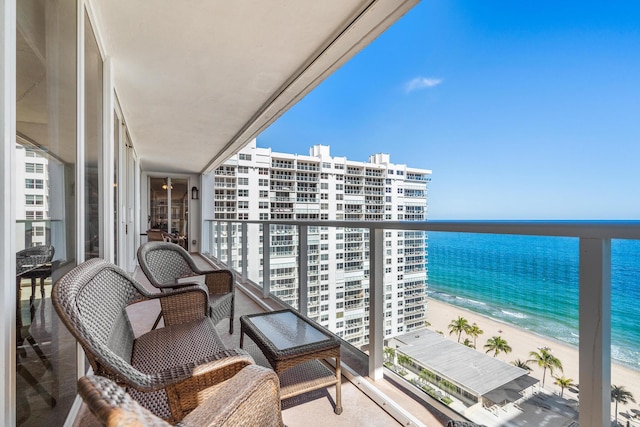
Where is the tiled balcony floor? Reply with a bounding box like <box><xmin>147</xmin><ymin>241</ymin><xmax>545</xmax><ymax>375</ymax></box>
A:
<box><xmin>76</xmin><ymin>260</ymin><xmax>439</xmax><ymax>426</ymax></box>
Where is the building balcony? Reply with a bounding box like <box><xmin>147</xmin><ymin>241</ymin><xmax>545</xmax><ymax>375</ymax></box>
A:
<box><xmin>203</xmin><ymin>218</ymin><xmax>640</xmax><ymax>427</ymax></box>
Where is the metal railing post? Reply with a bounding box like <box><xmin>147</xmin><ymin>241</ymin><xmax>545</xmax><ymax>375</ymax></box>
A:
<box><xmin>369</xmin><ymin>227</ymin><xmax>384</xmax><ymax>380</ymax></box>
<box><xmin>216</xmin><ymin>221</ymin><xmax>222</xmax><ymax>259</ymax></box>
<box><xmin>227</xmin><ymin>221</ymin><xmax>233</xmax><ymax>268</ymax></box>
<box><xmin>298</xmin><ymin>225</ymin><xmax>308</xmax><ymax>315</ymax></box>
<box><xmin>262</xmin><ymin>224</ymin><xmax>270</xmax><ymax>299</ymax></box>
<box><xmin>579</xmin><ymin>237</ymin><xmax>611</xmax><ymax>427</ymax></box>
<box><xmin>241</xmin><ymin>222</ymin><xmax>248</xmax><ymax>282</ymax></box>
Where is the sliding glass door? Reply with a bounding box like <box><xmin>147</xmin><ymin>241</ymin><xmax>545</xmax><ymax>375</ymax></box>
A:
<box><xmin>149</xmin><ymin>177</ymin><xmax>189</xmax><ymax>249</ymax></box>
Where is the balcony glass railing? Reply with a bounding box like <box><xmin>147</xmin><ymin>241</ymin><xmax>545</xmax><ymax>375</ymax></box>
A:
<box><xmin>201</xmin><ymin>219</ymin><xmax>640</xmax><ymax>427</ymax></box>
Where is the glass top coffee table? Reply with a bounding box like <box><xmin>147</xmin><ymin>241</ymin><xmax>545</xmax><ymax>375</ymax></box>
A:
<box><xmin>240</xmin><ymin>309</ymin><xmax>342</xmax><ymax>414</ymax></box>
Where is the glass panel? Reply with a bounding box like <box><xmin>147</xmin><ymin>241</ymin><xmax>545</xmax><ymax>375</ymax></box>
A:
<box><xmin>610</xmin><ymin>239</ymin><xmax>640</xmax><ymax>424</ymax></box>
<box><xmin>84</xmin><ymin>12</ymin><xmax>103</xmax><ymax>260</ymax></box>
<box><xmin>149</xmin><ymin>177</ymin><xmax>169</xmax><ymax>233</ymax></box>
<box><xmin>414</xmin><ymin>232</ymin><xmax>580</xmax><ymax>425</ymax></box>
<box><xmin>16</xmin><ymin>0</ymin><xmax>78</xmax><ymax>423</ymax></box>
<box><xmin>249</xmin><ymin>311</ymin><xmax>330</xmax><ymax>350</ymax></box>
<box><xmin>170</xmin><ymin>178</ymin><xmax>188</xmax><ymax>249</ymax></box>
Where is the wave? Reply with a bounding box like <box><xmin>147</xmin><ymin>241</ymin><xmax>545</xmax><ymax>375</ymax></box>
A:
<box><xmin>456</xmin><ymin>296</ymin><xmax>486</xmax><ymax>306</ymax></box>
<box><xmin>500</xmin><ymin>309</ymin><xmax>528</xmax><ymax>319</ymax></box>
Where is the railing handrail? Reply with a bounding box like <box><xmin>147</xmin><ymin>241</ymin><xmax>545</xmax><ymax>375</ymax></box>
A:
<box><xmin>203</xmin><ymin>219</ymin><xmax>640</xmax><ymax>239</ymax></box>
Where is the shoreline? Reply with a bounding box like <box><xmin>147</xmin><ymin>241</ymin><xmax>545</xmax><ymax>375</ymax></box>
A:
<box><xmin>425</xmin><ymin>297</ymin><xmax>640</xmax><ymax>414</ymax></box>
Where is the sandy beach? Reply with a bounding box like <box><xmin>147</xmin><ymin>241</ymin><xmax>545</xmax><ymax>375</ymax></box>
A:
<box><xmin>425</xmin><ymin>297</ymin><xmax>640</xmax><ymax>419</ymax></box>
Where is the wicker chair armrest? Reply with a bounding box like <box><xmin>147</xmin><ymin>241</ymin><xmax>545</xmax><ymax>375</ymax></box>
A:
<box><xmin>180</xmin><ymin>365</ymin><xmax>282</xmax><ymax>427</ymax></box>
<box><xmin>162</xmin><ymin>349</ymin><xmax>256</xmax><ymax>419</ymax></box>
<box><xmin>153</xmin><ymin>285</ymin><xmax>210</xmax><ymax>326</ymax></box>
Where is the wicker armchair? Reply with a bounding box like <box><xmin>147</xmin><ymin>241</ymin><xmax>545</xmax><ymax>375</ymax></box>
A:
<box><xmin>78</xmin><ymin>370</ymin><xmax>282</xmax><ymax>427</ymax></box>
<box><xmin>52</xmin><ymin>258</ymin><xmax>274</xmax><ymax>423</ymax></box>
<box><xmin>137</xmin><ymin>242</ymin><xmax>235</xmax><ymax>334</ymax></box>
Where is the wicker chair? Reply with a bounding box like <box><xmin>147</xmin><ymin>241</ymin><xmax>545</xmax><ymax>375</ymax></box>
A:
<box><xmin>78</xmin><ymin>371</ymin><xmax>282</xmax><ymax>427</ymax></box>
<box><xmin>52</xmin><ymin>258</ymin><xmax>277</xmax><ymax>423</ymax></box>
<box><xmin>137</xmin><ymin>241</ymin><xmax>235</xmax><ymax>334</ymax></box>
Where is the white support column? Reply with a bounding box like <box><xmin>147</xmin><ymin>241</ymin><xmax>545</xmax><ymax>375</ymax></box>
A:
<box><xmin>579</xmin><ymin>237</ymin><xmax>611</xmax><ymax>427</ymax></box>
<box><xmin>369</xmin><ymin>228</ymin><xmax>384</xmax><ymax>380</ymax></box>
<box><xmin>216</xmin><ymin>221</ymin><xmax>222</xmax><ymax>259</ymax></box>
<box><xmin>298</xmin><ymin>225</ymin><xmax>308</xmax><ymax>316</ymax></box>
<box><xmin>226</xmin><ymin>222</ymin><xmax>233</xmax><ymax>268</ymax></box>
<box><xmin>241</xmin><ymin>222</ymin><xmax>248</xmax><ymax>282</ymax></box>
<box><xmin>262</xmin><ymin>224</ymin><xmax>270</xmax><ymax>299</ymax></box>
<box><xmin>0</xmin><ymin>1</ymin><xmax>17</xmax><ymax>424</ymax></box>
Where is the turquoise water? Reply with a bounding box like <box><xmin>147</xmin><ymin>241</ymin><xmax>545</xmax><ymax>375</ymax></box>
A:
<box><xmin>426</xmin><ymin>232</ymin><xmax>640</xmax><ymax>370</ymax></box>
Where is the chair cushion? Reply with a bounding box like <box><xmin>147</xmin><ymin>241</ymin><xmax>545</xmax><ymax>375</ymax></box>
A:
<box><xmin>129</xmin><ymin>318</ymin><xmax>225</xmax><ymax>419</ymax></box>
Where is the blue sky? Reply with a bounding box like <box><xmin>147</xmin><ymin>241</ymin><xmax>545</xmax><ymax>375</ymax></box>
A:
<box><xmin>258</xmin><ymin>0</ymin><xmax>640</xmax><ymax>220</ymax></box>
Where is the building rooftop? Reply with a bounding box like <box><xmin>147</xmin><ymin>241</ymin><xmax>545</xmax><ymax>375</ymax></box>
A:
<box><xmin>390</xmin><ymin>329</ymin><xmax>532</xmax><ymax>396</ymax></box>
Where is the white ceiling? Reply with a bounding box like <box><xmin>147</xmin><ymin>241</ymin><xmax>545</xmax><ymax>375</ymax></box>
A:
<box><xmin>89</xmin><ymin>0</ymin><xmax>418</xmax><ymax>174</ymax></box>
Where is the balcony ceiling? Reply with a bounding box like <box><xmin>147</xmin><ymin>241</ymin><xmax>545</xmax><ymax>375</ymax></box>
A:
<box><xmin>90</xmin><ymin>0</ymin><xmax>418</xmax><ymax>174</ymax></box>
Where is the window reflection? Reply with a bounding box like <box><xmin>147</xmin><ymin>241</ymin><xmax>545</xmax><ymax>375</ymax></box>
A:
<box><xmin>16</xmin><ymin>0</ymin><xmax>78</xmax><ymax>424</ymax></box>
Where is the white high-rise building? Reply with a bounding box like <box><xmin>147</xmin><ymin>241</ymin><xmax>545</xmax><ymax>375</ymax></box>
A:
<box><xmin>15</xmin><ymin>144</ymin><xmax>50</xmax><ymax>250</ymax></box>
<box><xmin>213</xmin><ymin>140</ymin><xmax>431</xmax><ymax>348</ymax></box>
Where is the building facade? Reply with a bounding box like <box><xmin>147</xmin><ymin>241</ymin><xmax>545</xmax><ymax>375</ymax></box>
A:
<box><xmin>214</xmin><ymin>141</ymin><xmax>432</xmax><ymax>348</ymax></box>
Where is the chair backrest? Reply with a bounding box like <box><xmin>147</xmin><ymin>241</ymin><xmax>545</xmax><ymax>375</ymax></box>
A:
<box><xmin>52</xmin><ymin>258</ymin><xmax>145</xmax><ymax>380</ymax></box>
<box><xmin>16</xmin><ymin>245</ymin><xmax>55</xmax><ymax>271</ymax></box>
<box><xmin>137</xmin><ymin>241</ymin><xmax>197</xmax><ymax>288</ymax></box>
<box><xmin>78</xmin><ymin>375</ymin><xmax>171</xmax><ymax>427</ymax></box>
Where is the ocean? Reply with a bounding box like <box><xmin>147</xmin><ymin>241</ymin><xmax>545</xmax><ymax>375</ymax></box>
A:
<box><xmin>426</xmin><ymin>231</ymin><xmax>640</xmax><ymax>371</ymax></box>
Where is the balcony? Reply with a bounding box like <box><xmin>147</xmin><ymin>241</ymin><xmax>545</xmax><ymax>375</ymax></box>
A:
<box><xmin>204</xmin><ymin>219</ymin><xmax>640</xmax><ymax>427</ymax></box>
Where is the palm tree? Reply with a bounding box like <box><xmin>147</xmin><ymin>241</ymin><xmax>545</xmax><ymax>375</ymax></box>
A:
<box><xmin>483</xmin><ymin>336</ymin><xmax>512</xmax><ymax>357</ymax></box>
<box><xmin>448</xmin><ymin>316</ymin><xmax>470</xmax><ymax>343</ymax></box>
<box><xmin>384</xmin><ymin>347</ymin><xmax>396</xmax><ymax>365</ymax></box>
<box><xmin>511</xmin><ymin>359</ymin><xmax>532</xmax><ymax>371</ymax></box>
<box><xmin>467</xmin><ymin>323</ymin><xmax>484</xmax><ymax>348</ymax></box>
<box><xmin>397</xmin><ymin>354</ymin><xmax>412</xmax><ymax>372</ymax></box>
<box><xmin>527</xmin><ymin>347</ymin><xmax>563</xmax><ymax>388</ymax></box>
<box><xmin>462</xmin><ymin>338</ymin><xmax>474</xmax><ymax>348</ymax></box>
<box><xmin>611</xmin><ymin>385</ymin><xmax>636</xmax><ymax>425</ymax></box>
<box><xmin>553</xmin><ymin>376</ymin><xmax>574</xmax><ymax>398</ymax></box>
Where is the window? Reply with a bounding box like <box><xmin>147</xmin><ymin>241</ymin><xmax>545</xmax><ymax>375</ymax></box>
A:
<box><xmin>259</xmin><ymin>202</ymin><xmax>269</xmax><ymax>209</ymax></box>
<box><xmin>388</xmin><ymin>170</ymin><xmax>394</xmax><ymax>175</ymax></box>
<box><xmin>321</xmin><ymin>254</ymin><xmax>329</xmax><ymax>261</ymax></box>
<box><xmin>397</xmin><ymin>188</ymin><xmax>403</xmax><ymax>194</ymax></box>
<box><xmin>335</xmin><ymin>164</ymin><xmax>344</xmax><ymax>170</ymax></box>
<box><xmin>25</xmin><ymin>195</ymin><xmax>44</xmax><ymax>205</ymax></box>
<box><xmin>320</xmin><ymin>173</ymin><xmax>328</xmax><ymax>179</ymax></box>
<box><xmin>320</xmin><ymin>193</ymin><xmax>328</xmax><ymax>200</ymax></box>
<box><xmin>336</xmin><ymin>184</ymin><xmax>343</xmax><ymax>191</ymax></box>
<box><xmin>336</xmin><ymin>204</ymin><xmax>343</xmax><ymax>210</ymax></box>
<box><xmin>238</xmin><ymin>177</ymin><xmax>249</xmax><ymax>185</ymax></box>
<box><xmin>259</xmin><ymin>167</ymin><xmax>269</xmax><ymax>175</ymax></box>
<box><xmin>239</xmin><ymin>153</ymin><xmax>252</xmax><ymax>161</ymax></box>
<box><xmin>238</xmin><ymin>201</ymin><xmax>248</xmax><ymax>209</ymax></box>
<box><xmin>25</xmin><ymin>178</ymin><xmax>44</xmax><ymax>189</ymax></box>
<box><xmin>260</xmin><ymin>213</ymin><xmax>269</xmax><ymax>220</ymax></box>
<box><xmin>25</xmin><ymin>162</ymin><xmax>44</xmax><ymax>173</ymax></box>
<box><xmin>385</xmin><ymin>178</ymin><xmax>391</xmax><ymax>184</ymax></box>
<box><xmin>237</xmin><ymin>166</ymin><xmax>249</xmax><ymax>173</ymax></box>
<box><xmin>320</xmin><ymin>214</ymin><xmax>328</xmax><ymax>220</ymax></box>
<box><xmin>385</xmin><ymin>187</ymin><xmax>391</xmax><ymax>193</ymax></box>
<box><xmin>398</xmin><ymin>205</ymin><xmax>403</xmax><ymax>211</ymax></box>
<box><xmin>336</xmin><ymin>194</ymin><xmax>343</xmax><ymax>200</ymax></box>
<box><xmin>238</xmin><ymin>213</ymin><xmax>248</xmax><ymax>220</ymax></box>
<box><xmin>321</xmin><ymin>203</ymin><xmax>328</xmax><ymax>210</ymax></box>
<box><xmin>259</xmin><ymin>190</ymin><xmax>268</xmax><ymax>198</ymax></box>
<box><xmin>322</xmin><ymin>162</ymin><xmax>331</xmax><ymax>168</ymax></box>
<box><xmin>258</xmin><ymin>179</ymin><xmax>269</xmax><ymax>186</ymax></box>
<box><xmin>385</xmin><ymin>231</ymin><xmax>392</xmax><ymax>237</ymax></box>
<box><xmin>238</xmin><ymin>189</ymin><xmax>248</xmax><ymax>197</ymax></box>
<box><xmin>397</xmin><ymin>170</ymin><xmax>404</xmax><ymax>176</ymax></box>
<box><xmin>321</xmin><ymin>183</ymin><xmax>329</xmax><ymax>190</ymax></box>
<box><xmin>321</xmin><ymin>244</ymin><xmax>329</xmax><ymax>251</ymax></box>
